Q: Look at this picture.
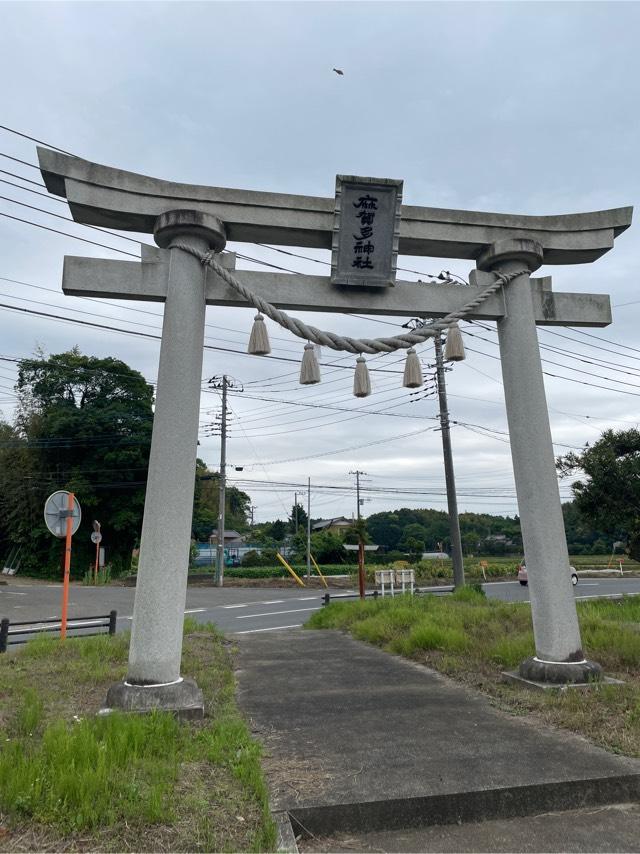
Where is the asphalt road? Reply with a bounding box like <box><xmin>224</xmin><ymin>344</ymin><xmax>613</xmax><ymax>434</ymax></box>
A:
<box><xmin>1</xmin><ymin>576</ymin><xmax>639</xmax><ymax>643</ymax></box>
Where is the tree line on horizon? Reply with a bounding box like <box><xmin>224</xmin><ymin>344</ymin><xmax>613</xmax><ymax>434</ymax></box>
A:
<box><xmin>0</xmin><ymin>350</ymin><xmax>637</xmax><ymax>577</ymax></box>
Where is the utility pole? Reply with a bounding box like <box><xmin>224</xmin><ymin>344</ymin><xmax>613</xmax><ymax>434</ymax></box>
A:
<box><xmin>350</xmin><ymin>470</ymin><xmax>367</xmax><ymax>599</ymax></box>
<box><xmin>350</xmin><ymin>469</ymin><xmax>366</xmax><ymax>522</ymax></box>
<box><xmin>216</xmin><ymin>375</ymin><xmax>228</xmax><ymax>588</ymax></box>
<box><xmin>434</xmin><ymin>335</ymin><xmax>465</xmax><ymax>588</ymax></box>
<box><xmin>208</xmin><ymin>374</ymin><xmax>243</xmax><ymax>588</ymax></box>
<box><xmin>306</xmin><ymin>478</ymin><xmax>311</xmax><ymax>580</ymax></box>
<box><xmin>294</xmin><ymin>491</ymin><xmax>298</xmax><ymax>534</ymax></box>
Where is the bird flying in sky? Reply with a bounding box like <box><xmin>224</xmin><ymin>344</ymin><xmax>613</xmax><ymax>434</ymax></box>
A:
<box><xmin>333</xmin><ymin>68</ymin><xmax>344</xmax><ymax>76</ymax></box>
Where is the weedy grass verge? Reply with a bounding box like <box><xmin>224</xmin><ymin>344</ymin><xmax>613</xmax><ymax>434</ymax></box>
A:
<box><xmin>0</xmin><ymin>620</ymin><xmax>276</xmax><ymax>852</ymax></box>
<box><xmin>307</xmin><ymin>589</ymin><xmax>640</xmax><ymax>758</ymax></box>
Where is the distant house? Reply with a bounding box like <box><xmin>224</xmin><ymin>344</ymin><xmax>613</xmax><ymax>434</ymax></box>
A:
<box><xmin>208</xmin><ymin>530</ymin><xmax>244</xmax><ymax>546</ymax></box>
<box><xmin>312</xmin><ymin>517</ymin><xmax>353</xmax><ymax>534</ymax></box>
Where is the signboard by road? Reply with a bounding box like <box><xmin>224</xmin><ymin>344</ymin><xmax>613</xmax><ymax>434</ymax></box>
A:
<box><xmin>43</xmin><ymin>491</ymin><xmax>81</xmax><ymax>538</ymax></box>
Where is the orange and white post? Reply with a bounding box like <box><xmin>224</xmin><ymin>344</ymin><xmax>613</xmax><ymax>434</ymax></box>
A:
<box><xmin>60</xmin><ymin>492</ymin><xmax>74</xmax><ymax>640</ymax></box>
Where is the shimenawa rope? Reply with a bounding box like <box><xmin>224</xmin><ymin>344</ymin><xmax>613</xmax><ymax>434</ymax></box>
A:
<box><xmin>172</xmin><ymin>242</ymin><xmax>524</xmax><ymax>356</ymax></box>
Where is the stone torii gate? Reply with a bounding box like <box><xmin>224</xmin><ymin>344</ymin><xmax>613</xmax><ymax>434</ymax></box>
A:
<box><xmin>37</xmin><ymin>147</ymin><xmax>632</xmax><ymax>714</ymax></box>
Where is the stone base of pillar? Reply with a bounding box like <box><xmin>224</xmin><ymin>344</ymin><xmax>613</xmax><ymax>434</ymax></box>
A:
<box><xmin>103</xmin><ymin>677</ymin><xmax>204</xmax><ymax>720</ymax></box>
<box><xmin>518</xmin><ymin>656</ymin><xmax>603</xmax><ymax>685</ymax></box>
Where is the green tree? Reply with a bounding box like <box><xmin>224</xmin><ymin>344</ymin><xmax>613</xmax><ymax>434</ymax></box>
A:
<box><xmin>192</xmin><ymin>460</ymin><xmax>250</xmax><ymax>541</ymax></box>
<box><xmin>398</xmin><ymin>523</ymin><xmax>429</xmax><ymax>555</ymax></box>
<box><xmin>0</xmin><ymin>349</ymin><xmax>154</xmax><ymax>577</ymax></box>
<box><xmin>269</xmin><ymin>519</ymin><xmax>288</xmax><ymax>543</ymax></box>
<box><xmin>557</xmin><ymin>429</ymin><xmax>640</xmax><ymax>560</ymax></box>
<box><xmin>288</xmin><ymin>502</ymin><xmax>308</xmax><ymax>534</ymax></box>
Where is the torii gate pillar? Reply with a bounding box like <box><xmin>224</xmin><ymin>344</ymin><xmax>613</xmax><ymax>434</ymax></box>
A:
<box><xmin>106</xmin><ymin>210</ymin><xmax>225</xmax><ymax>718</ymax></box>
<box><xmin>478</xmin><ymin>240</ymin><xmax>601</xmax><ymax>683</ymax></box>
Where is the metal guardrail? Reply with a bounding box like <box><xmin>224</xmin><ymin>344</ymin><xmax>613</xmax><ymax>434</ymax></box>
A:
<box><xmin>322</xmin><ymin>586</ymin><xmax>455</xmax><ymax>606</ymax></box>
<box><xmin>0</xmin><ymin>610</ymin><xmax>117</xmax><ymax>652</ymax></box>
<box><xmin>322</xmin><ymin>591</ymin><xmax>380</xmax><ymax>606</ymax></box>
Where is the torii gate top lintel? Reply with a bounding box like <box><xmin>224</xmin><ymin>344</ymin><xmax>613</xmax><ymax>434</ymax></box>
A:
<box><xmin>37</xmin><ymin>147</ymin><xmax>632</xmax><ymax>265</ymax></box>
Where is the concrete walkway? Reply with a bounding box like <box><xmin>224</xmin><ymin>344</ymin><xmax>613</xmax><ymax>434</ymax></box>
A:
<box><xmin>236</xmin><ymin>629</ymin><xmax>640</xmax><ymax>845</ymax></box>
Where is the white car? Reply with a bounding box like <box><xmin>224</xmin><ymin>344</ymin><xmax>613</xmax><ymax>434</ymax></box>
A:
<box><xmin>517</xmin><ymin>561</ymin><xmax>578</xmax><ymax>587</ymax></box>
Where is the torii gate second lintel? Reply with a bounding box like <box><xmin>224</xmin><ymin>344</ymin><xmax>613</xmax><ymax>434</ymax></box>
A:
<box><xmin>36</xmin><ymin>148</ymin><xmax>633</xmax><ymax>713</ymax></box>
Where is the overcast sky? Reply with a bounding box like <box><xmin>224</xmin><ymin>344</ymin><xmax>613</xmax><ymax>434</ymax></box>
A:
<box><xmin>1</xmin><ymin>1</ymin><xmax>639</xmax><ymax>525</ymax></box>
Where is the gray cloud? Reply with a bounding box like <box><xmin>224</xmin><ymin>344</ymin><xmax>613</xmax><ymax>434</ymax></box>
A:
<box><xmin>0</xmin><ymin>1</ymin><xmax>638</xmax><ymax>521</ymax></box>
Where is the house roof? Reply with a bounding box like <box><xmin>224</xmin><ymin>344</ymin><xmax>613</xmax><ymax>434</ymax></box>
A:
<box><xmin>209</xmin><ymin>530</ymin><xmax>243</xmax><ymax>540</ymax></box>
<box><xmin>312</xmin><ymin>517</ymin><xmax>353</xmax><ymax>531</ymax></box>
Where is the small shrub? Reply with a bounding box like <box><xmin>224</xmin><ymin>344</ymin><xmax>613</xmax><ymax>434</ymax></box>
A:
<box><xmin>82</xmin><ymin>565</ymin><xmax>112</xmax><ymax>586</ymax></box>
<box><xmin>241</xmin><ymin>549</ymin><xmax>279</xmax><ymax>567</ymax></box>
<box><xmin>451</xmin><ymin>584</ymin><xmax>486</xmax><ymax>602</ymax></box>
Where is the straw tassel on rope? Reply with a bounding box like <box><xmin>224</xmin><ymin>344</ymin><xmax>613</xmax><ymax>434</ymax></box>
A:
<box><xmin>402</xmin><ymin>347</ymin><xmax>423</xmax><ymax>389</ymax></box>
<box><xmin>248</xmin><ymin>313</ymin><xmax>271</xmax><ymax>355</ymax></box>
<box><xmin>444</xmin><ymin>321</ymin><xmax>466</xmax><ymax>362</ymax></box>
<box><xmin>353</xmin><ymin>355</ymin><xmax>371</xmax><ymax>398</ymax></box>
<box><xmin>299</xmin><ymin>342</ymin><xmax>321</xmax><ymax>385</ymax></box>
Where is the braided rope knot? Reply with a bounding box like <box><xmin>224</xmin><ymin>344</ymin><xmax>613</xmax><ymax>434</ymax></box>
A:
<box><xmin>173</xmin><ymin>241</ymin><xmax>523</xmax><ymax>355</ymax></box>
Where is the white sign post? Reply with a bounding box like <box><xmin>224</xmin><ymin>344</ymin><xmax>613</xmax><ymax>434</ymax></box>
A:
<box><xmin>91</xmin><ymin>521</ymin><xmax>102</xmax><ymax>584</ymax></box>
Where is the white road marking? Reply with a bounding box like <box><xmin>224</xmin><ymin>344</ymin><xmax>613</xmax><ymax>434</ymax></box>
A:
<box><xmin>483</xmin><ymin>581</ymin><xmax>520</xmax><ymax>586</ymax></box>
<box><xmin>261</xmin><ymin>599</ymin><xmax>285</xmax><ymax>605</ymax></box>
<box><xmin>298</xmin><ymin>596</ymin><xmax>319</xmax><ymax>601</ymax></box>
<box><xmin>235</xmin><ymin>624</ymin><xmax>302</xmax><ymax>634</ymax></box>
<box><xmin>222</xmin><ymin>603</ymin><xmax>249</xmax><ymax>609</ymax></box>
<box><xmin>236</xmin><ymin>606</ymin><xmax>320</xmax><ymax>620</ymax></box>
<box><xmin>575</xmin><ymin>592</ymin><xmax>640</xmax><ymax>601</ymax></box>
<box><xmin>6</xmin><ymin>591</ymin><xmax>26</xmax><ymax>596</ymax></box>
<box><xmin>122</xmin><ymin>607</ymin><xmax>207</xmax><ymax>621</ymax></box>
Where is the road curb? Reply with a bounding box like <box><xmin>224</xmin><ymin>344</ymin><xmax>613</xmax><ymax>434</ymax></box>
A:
<box><xmin>287</xmin><ymin>773</ymin><xmax>640</xmax><ymax>838</ymax></box>
<box><xmin>273</xmin><ymin>810</ymin><xmax>299</xmax><ymax>853</ymax></box>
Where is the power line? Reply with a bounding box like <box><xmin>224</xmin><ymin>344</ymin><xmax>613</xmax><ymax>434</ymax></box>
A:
<box><xmin>0</xmin><ymin>152</ymin><xmax>41</xmax><ymax>170</ymax></box>
<box><xmin>0</xmin><ymin>190</ymin><xmax>153</xmax><ymax>245</ymax></box>
<box><xmin>0</xmin><ymin>125</ymin><xmax>76</xmax><ymax>155</ymax></box>
<box><xmin>0</xmin><ymin>211</ymin><xmax>140</xmax><ymax>258</ymax></box>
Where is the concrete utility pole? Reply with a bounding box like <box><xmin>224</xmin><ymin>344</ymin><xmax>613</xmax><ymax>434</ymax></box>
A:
<box><xmin>350</xmin><ymin>470</ymin><xmax>367</xmax><ymax>599</ymax></box>
<box><xmin>294</xmin><ymin>491</ymin><xmax>298</xmax><ymax>534</ymax></box>
<box><xmin>433</xmin><ymin>335</ymin><xmax>465</xmax><ymax>588</ymax></box>
<box><xmin>208</xmin><ymin>374</ymin><xmax>243</xmax><ymax>587</ymax></box>
<box><xmin>306</xmin><ymin>478</ymin><xmax>311</xmax><ymax>580</ymax></box>
<box><xmin>215</xmin><ymin>375</ymin><xmax>228</xmax><ymax>588</ymax></box>
<box><xmin>350</xmin><ymin>469</ymin><xmax>367</xmax><ymax>522</ymax></box>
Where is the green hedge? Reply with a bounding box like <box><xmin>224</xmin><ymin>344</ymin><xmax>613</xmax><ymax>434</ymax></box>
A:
<box><xmin>224</xmin><ymin>564</ymin><xmax>357</xmax><ymax>579</ymax></box>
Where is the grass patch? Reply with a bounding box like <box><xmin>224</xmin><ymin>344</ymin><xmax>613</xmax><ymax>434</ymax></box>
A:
<box><xmin>0</xmin><ymin>624</ymin><xmax>276</xmax><ymax>852</ymax></box>
<box><xmin>308</xmin><ymin>592</ymin><xmax>640</xmax><ymax>758</ymax></box>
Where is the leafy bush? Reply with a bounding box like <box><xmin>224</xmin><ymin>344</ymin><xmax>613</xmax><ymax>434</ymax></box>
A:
<box><xmin>241</xmin><ymin>549</ymin><xmax>278</xmax><ymax>567</ymax></box>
